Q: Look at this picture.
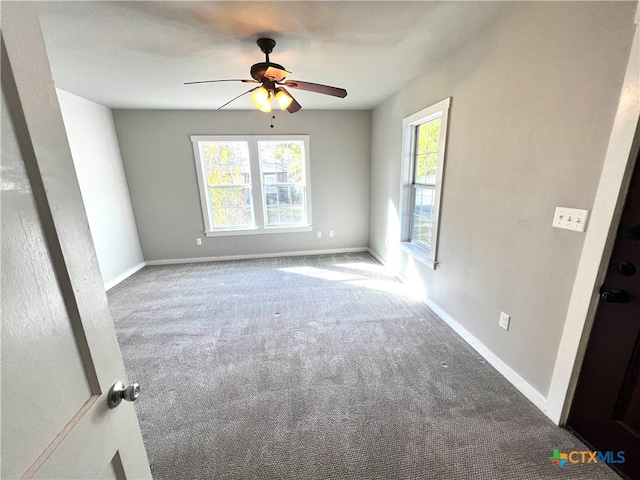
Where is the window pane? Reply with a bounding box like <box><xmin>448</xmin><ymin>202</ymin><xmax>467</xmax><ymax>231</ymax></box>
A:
<box><xmin>414</xmin><ymin>117</ymin><xmax>441</xmax><ymax>184</ymax></box>
<box><xmin>265</xmin><ymin>186</ymin><xmax>278</xmax><ymax>205</ymax></box>
<box><xmin>209</xmin><ymin>186</ymin><xmax>254</xmax><ymax>228</ymax></box>
<box><xmin>258</xmin><ymin>141</ymin><xmax>305</xmax><ymax>183</ymax></box>
<box><xmin>264</xmin><ymin>186</ymin><xmax>307</xmax><ymax>226</ymax></box>
<box><xmin>291</xmin><ymin>186</ymin><xmax>304</xmax><ymax>205</ymax></box>
<box><xmin>416</xmin><ymin>118</ymin><xmax>441</xmax><ymax>154</ymax></box>
<box><xmin>291</xmin><ymin>206</ymin><xmax>304</xmax><ymax>223</ymax></box>
<box><xmin>415</xmin><ymin>154</ymin><xmax>428</xmax><ymax>184</ymax></box>
<box><xmin>258</xmin><ymin>140</ymin><xmax>307</xmax><ymax>226</ymax></box>
<box><xmin>277</xmin><ymin>186</ymin><xmax>291</xmax><ymax>204</ymax></box>
<box><xmin>416</xmin><ymin>123</ymin><xmax>430</xmax><ymax>155</ymax></box>
<box><xmin>202</xmin><ymin>141</ymin><xmax>255</xmax><ymax>229</ymax></box>
<box><xmin>202</xmin><ymin>142</ymin><xmax>251</xmax><ymax>186</ymax></box>
<box><xmin>428</xmin><ymin>119</ymin><xmax>441</xmax><ymax>152</ymax></box>
<box><xmin>266</xmin><ymin>206</ymin><xmax>279</xmax><ymax>225</ymax></box>
<box><xmin>415</xmin><ymin>154</ymin><xmax>437</xmax><ymax>185</ymax></box>
<box><xmin>426</xmin><ymin>153</ymin><xmax>438</xmax><ymax>184</ymax></box>
<box><xmin>411</xmin><ymin>186</ymin><xmax>435</xmax><ymax>249</ymax></box>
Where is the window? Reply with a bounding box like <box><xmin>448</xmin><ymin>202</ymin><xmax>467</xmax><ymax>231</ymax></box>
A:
<box><xmin>192</xmin><ymin>135</ymin><xmax>312</xmax><ymax>236</ymax></box>
<box><xmin>400</xmin><ymin>98</ymin><xmax>450</xmax><ymax>269</ymax></box>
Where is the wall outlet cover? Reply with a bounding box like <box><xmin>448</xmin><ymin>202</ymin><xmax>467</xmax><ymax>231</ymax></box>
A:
<box><xmin>499</xmin><ymin>312</ymin><xmax>510</xmax><ymax>330</ymax></box>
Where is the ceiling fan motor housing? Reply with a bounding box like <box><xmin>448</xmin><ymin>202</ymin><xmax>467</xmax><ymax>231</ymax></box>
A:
<box><xmin>250</xmin><ymin>62</ymin><xmax>287</xmax><ymax>82</ymax></box>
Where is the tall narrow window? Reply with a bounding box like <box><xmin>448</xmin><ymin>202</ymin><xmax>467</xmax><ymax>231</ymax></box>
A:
<box><xmin>411</xmin><ymin>118</ymin><xmax>441</xmax><ymax>249</ymax></box>
<box><xmin>400</xmin><ymin>98</ymin><xmax>450</xmax><ymax>269</ymax></box>
<box><xmin>258</xmin><ymin>140</ymin><xmax>307</xmax><ymax>227</ymax></box>
<box><xmin>192</xmin><ymin>135</ymin><xmax>312</xmax><ymax>236</ymax></box>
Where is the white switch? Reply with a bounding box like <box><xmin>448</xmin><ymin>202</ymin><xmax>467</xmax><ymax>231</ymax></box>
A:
<box><xmin>553</xmin><ymin>207</ymin><xmax>589</xmax><ymax>232</ymax></box>
<box><xmin>317</xmin><ymin>231</ymin><xmax>322</xmax><ymax>238</ymax></box>
<box><xmin>196</xmin><ymin>238</ymin><xmax>202</xmax><ymax>246</ymax></box>
<box><xmin>329</xmin><ymin>230</ymin><xmax>334</xmax><ymax>237</ymax></box>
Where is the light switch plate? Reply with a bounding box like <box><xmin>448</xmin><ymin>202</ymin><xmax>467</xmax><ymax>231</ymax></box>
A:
<box><xmin>553</xmin><ymin>207</ymin><xmax>589</xmax><ymax>232</ymax></box>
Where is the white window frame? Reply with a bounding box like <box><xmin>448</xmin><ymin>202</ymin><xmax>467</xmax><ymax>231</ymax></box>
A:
<box><xmin>399</xmin><ymin>97</ymin><xmax>451</xmax><ymax>269</ymax></box>
<box><xmin>191</xmin><ymin>135</ymin><xmax>312</xmax><ymax>237</ymax></box>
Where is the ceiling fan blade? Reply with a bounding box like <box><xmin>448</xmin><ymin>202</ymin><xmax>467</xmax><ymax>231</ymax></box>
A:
<box><xmin>264</xmin><ymin>66</ymin><xmax>292</xmax><ymax>82</ymax></box>
<box><xmin>283</xmin><ymin>80</ymin><xmax>347</xmax><ymax>98</ymax></box>
<box><xmin>281</xmin><ymin>87</ymin><xmax>301</xmax><ymax>113</ymax></box>
<box><xmin>217</xmin><ymin>87</ymin><xmax>259</xmax><ymax>110</ymax></box>
<box><xmin>184</xmin><ymin>79</ymin><xmax>258</xmax><ymax>85</ymax></box>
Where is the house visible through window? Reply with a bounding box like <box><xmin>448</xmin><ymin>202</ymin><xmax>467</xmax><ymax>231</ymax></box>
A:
<box><xmin>191</xmin><ymin>135</ymin><xmax>312</xmax><ymax>236</ymax></box>
<box><xmin>400</xmin><ymin>98</ymin><xmax>450</xmax><ymax>269</ymax></box>
<box><xmin>259</xmin><ymin>140</ymin><xmax>306</xmax><ymax>227</ymax></box>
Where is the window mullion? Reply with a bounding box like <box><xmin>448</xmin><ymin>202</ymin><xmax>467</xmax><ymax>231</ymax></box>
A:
<box><xmin>248</xmin><ymin>140</ymin><xmax>265</xmax><ymax>228</ymax></box>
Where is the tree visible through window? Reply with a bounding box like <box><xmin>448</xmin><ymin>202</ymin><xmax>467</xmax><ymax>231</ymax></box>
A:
<box><xmin>259</xmin><ymin>141</ymin><xmax>306</xmax><ymax>226</ymax></box>
<box><xmin>400</xmin><ymin>98</ymin><xmax>450</xmax><ymax>269</ymax></box>
<box><xmin>191</xmin><ymin>135</ymin><xmax>311</xmax><ymax>235</ymax></box>
<box><xmin>203</xmin><ymin>141</ymin><xmax>254</xmax><ymax>229</ymax></box>
<box><xmin>411</xmin><ymin>118</ymin><xmax>441</xmax><ymax>249</ymax></box>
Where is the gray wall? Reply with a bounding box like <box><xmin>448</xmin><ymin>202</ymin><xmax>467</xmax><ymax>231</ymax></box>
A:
<box><xmin>369</xmin><ymin>1</ymin><xmax>636</xmax><ymax>396</ymax></box>
<box><xmin>113</xmin><ymin>110</ymin><xmax>371</xmax><ymax>261</ymax></box>
<box><xmin>57</xmin><ymin>90</ymin><xmax>144</xmax><ymax>287</ymax></box>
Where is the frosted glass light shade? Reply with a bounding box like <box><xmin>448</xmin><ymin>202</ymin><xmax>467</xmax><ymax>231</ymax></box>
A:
<box><xmin>251</xmin><ymin>87</ymin><xmax>272</xmax><ymax>112</ymax></box>
<box><xmin>275</xmin><ymin>89</ymin><xmax>293</xmax><ymax>110</ymax></box>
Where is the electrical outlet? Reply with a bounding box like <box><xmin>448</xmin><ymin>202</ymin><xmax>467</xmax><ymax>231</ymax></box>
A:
<box><xmin>499</xmin><ymin>312</ymin><xmax>510</xmax><ymax>330</ymax></box>
<box><xmin>329</xmin><ymin>230</ymin><xmax>334</xmax><ymax>237</ymax></box>
<box><xmin>196</xmin><ymin>238</ymin><xmax>202</xmax><ymax>246</ymax></box>
<box><xmin>552</xmin><ymin>207</ymin><xmax>589</xmax><ymax>232</ymax></box>
<box><xmin>317</xmin><ymin>231</ymin><xmax>322</xmax><ymax>238</ymax></box>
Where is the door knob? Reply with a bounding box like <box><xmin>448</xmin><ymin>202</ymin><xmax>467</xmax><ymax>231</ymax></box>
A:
<box><xmin>617</xmin><ymin>261</ymin><xmax>636</xmax><ymax>276</ymax></box>
<box><xmin>108</xmin><ymin>381</ymin><xmax>140</xmax><ymax>408</ymax></box>
<box><xmin>599</xmin><ymin>287</ymin><xmax>630</xmax><ymax>303</ymax></box>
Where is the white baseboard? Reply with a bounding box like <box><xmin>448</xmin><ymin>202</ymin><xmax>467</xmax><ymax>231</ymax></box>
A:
<box><xmin>368</xmin><ymin>247</ymin><xmax>549</xmax><ymax>417</ymax></box>
<box><xmin>145</xmin><ymin>247</ymin><xmax>369</xmax><ymax>266</ymax></box>
<box><xmin>367</xmin><ymin>248</ymin><xmax>385</xmax><ymax>265</ymax></box>
<box><xmin>104</xmin><ymin>261</ymin><xmax>146</xmax><ymax>291</ymax></box>
<box><xmin>422</xmin><ymin>298</ymin><xmax>548</xmax><ymax>415</ymax></box>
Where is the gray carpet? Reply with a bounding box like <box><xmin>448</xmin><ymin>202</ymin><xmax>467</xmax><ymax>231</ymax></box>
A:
<box><xmin>108</xmin><ymin>252</ymin><xmax>620</xmax><ymax>479</ymax></box>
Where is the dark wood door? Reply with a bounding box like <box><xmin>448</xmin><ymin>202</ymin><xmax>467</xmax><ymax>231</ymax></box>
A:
<box><xmin>568</xmin><ymin>150</ymin><xmax>640</xmax><ymax>479</ymax></box>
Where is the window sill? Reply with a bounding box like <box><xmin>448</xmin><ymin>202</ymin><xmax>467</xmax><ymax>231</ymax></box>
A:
<box><xmin>204</xmin><ymin>225</ymin><xmax>313</xmax><ymax>237</ymax></box>
<box><xmin>399</xmin><ymin>241</ymin><xmax>437</xmax><ymax>269</ymax></box>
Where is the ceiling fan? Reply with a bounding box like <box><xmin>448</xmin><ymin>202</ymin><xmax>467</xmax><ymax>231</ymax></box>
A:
<box><xmin>185</xmin><ymin>38</ymin><xmax>347</xmax><ymax>113</ymax></box>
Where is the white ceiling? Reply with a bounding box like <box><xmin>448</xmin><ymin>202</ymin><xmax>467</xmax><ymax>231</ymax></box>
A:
<box><xmin>35</xmin><ymin>1</ymin><xmax>507</xmax><ymax>111</ymax></box>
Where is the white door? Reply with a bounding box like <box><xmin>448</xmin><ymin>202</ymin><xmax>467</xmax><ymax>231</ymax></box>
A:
<box><xmin>1</xmin><ymin>4</ymin><xmax>152</xmax><ymax>479</ymax></box>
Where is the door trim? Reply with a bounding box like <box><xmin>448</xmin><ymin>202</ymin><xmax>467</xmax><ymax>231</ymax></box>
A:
<box><xmin>547</xmin><ymin>4</ymin><xmax>640</xmax><ymax>425</ymax></box>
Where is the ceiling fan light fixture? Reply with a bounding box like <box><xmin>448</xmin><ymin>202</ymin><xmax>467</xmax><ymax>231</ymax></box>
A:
<box><xmin>251</xmin><ymin>87</ymin><xmax>272</xmax><ymax>112</ymax></box>
<box><xmin>185</xmin><ymin>38</ymin><xmax>347</xmax><ymax>113</ymax></box>
<box><xmin>275</xmin><ymin>88</ymin><xmax>293</xmax><ymax>110</ymax></box>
